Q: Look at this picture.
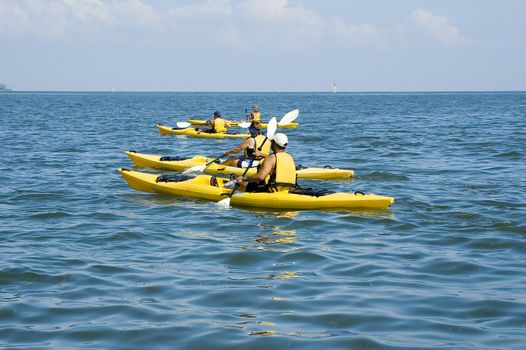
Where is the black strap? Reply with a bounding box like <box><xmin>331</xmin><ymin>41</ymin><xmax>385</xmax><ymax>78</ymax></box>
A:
<box><xmin>257</xmin><ymin>136</ymin><xmax>269</xmax><ymax>151</ymax></box>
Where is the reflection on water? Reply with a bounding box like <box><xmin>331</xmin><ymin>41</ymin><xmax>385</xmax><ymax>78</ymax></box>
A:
<box><xmin>249</xmin><ymin>330</ymin><xmax>277</xmax><ymax>337</ymax></box>
<box><xmin>256</xmin><ymin>229</ymin><xmax>297</xmax><ymax>246</ymax></box>
<box><xmin>268</xmin><ymin>271</ymin><xmax>298</xmax><ymax>280</ymax></box>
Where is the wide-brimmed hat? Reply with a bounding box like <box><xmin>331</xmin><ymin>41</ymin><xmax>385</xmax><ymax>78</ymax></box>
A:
<box><xmin>252</xmin><ymin>105</ymin><xmax>260</xmax><ymax>112</ymax></box>
<box><xmin>213</xmin><ymin>111</ymin><xmax>221</xmax><ymax>117</ymax></box>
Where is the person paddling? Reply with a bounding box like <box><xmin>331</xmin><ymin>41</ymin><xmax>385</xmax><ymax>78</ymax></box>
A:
<box><xmin>206</xmin><ymin>111</ymin><xmax>231</xmax><ymax>133</ymax></box>
<box><xmin>248</xmin><ymin>105</ymin><xmax>261</xmax><ymax>122</ymax></box>
<box><xmin>234</xmin><ymin>133</ymin><xmax>297</xmax><ymax>193</ymax></box>
<box><xmin>221</xmin><ymin>121</ymin><xmax>270</xmax><ymax>167</ymax></box>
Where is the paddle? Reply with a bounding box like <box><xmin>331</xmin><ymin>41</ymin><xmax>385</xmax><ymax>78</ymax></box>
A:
<box><xmin>218</xmin><ymin>117</ymin><xmax>278</xmax><ymax>208</ymax></box>
<box><xmin>237</xmin><ymin>109</ymin><xmax>299</xmax><ymax>128</ymax></box>
<box><xmin>278</xmin><ymin>109</ymin><xmax>299</xmax><ymax>126</ymax></box>
<box><xmin>182</xmin><ymin>154</ymin><xmax>223</xmax><ymax>175</ymax></box>
<box><xmin>176</xmin><ymin>121</ymin><xmax>191</xmax><ymax>128</ymax></box>
<box><xmin>183</xmin><ymin>109</ymin><xmax>294</xmax><ymax>175</ymax></box>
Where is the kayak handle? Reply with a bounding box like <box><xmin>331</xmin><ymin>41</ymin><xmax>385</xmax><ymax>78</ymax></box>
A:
<box><xmin>354</xmin><ymin>191</ymin><xmax>365</xmax><ymax>195</ymax></box>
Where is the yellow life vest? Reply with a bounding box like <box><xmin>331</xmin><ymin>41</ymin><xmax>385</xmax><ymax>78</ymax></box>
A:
<box><xmin>269</xmin><ymin>152</ymin><xmax>296</xmax><ymax>192</ymax></box>
<box><xmin>213</xmin><ymin>118</ymin><xmax>227</xmax><ymax>133</ymax></box>
<box><xmin>245</xmin><ymin>135</ymin><xmax>271</xmax><ymax>159</ymax></box>
<box><xmin>252</xmin><ymin>112</ymin><xmax>260</xmax><ymax>121</ymax></box>
<box><xmin>255</xmin><ymin>134</ymin><xmax>271</xmax><ymax>155</ymax></box>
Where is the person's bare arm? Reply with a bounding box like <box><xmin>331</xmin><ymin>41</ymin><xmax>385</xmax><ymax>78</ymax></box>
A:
<box><xmin>244</xmin><ymin>154</ymin><xmax>275</xmax><ymax>182</ymax></box>
<box><xmin>224</xmin><ymin>139</ymin><xmax>251</xmax><ymax>156</ymax></box>
<box><xmin>253</xmin><ymin>150</ymin><xmax>268</xmax><ymax>158</ymax></box>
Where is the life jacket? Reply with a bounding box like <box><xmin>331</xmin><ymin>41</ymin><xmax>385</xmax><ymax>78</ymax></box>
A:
<box><xmin>268</xmin><ymin>152</ymin><xmax>297</xmax><ymax>192</ymax></box>
<box><xmin>251</xmin><ymin>112</ymin><xmax>261</xmax><ymax>121</ymax></box>
<box><xmin>213</xmin><ymin>118</ymin><xmax>227</xmax><ymax>133</ymax></box>
<box><xmin>244</xmin><ymin>135</ymin><xmax>271</xmax><ymax>159</ymax></box>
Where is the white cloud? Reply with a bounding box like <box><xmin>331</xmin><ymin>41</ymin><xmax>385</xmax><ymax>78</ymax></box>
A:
<box><xmin>238</xmin><ymin>0</ymin><xmax>381</xmax><ymax>49</ymax></box>
<box><xmin>0</xmin><ymin>0</ymin><xmax>161</xmax><ymax>36</ymax></box>
<box><xmin>111</xmin><ymin>0</ymin><xmax>160</xmax><ymax>27</ymax></box>
<box><xmin>240</xmin><ymin>0</ymin><xmax>313</xmax><ymax>23</ymax></box>
<box><xmin>327</xmin><ymin>17</ymin><xmax>382</xmax><ymax>47</ymax></box>
<box><xmin>65</xmin><ymin>0</ymin><xmax>116</xmax><ymax>25</ymax></box>
<box><xmin>412</xmin><ymin>8</ymin><xmax>459</xmax><ymax>44</ymax></box>
<box><xmin>0</xmin><ymin>1</ymin><xmax>29</xmax><ymax>20</ymax></box>
<box><xmin>169</xmin><ymin>0</ymin><xmax>232</xmax><ymax>19</ymax></box>
<box><xmin>0</xmin><ymin>0</ymin><xmax>384</xmax><ymax>49</ymax></box>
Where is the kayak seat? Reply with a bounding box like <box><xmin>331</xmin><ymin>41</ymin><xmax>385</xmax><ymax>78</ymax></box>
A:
<box><xmin>156</xmin><ymin>174</ymin><xmax>193</xmax><ymax>183</ymax></box>
<box><xmin>160</xmin><ymin>156</ymin><xmax>190</xmax><ymax>161</ymax></box>
<box><xmin>210</xmin><ymin>176</ymin><xmax>218</xmax><ymax>187</ymax></box>
<box><xmin>289</xmin><ymin>187</ymin><xmax>335</xmax><ymax>197</ymax></box>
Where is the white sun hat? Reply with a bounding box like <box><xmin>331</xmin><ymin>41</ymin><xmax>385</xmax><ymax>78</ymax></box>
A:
<box><xmin>272</xmin><ymin>133</ymin><xmax>288</xmax><ymax>148</ymax></box>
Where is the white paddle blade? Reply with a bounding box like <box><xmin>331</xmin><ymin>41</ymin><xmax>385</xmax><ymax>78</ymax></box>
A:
<box><xmin>238</xmin><ymin>122</ymin><xmax>251</xmax><ymax>128</ymax></box>
<box><xmin>176</xmin><ymin>121</ymin><xmax>191</xmax><ymax>128</ymax></box>
<box><xmin>266</xmin><ymin>117</ymin><xmax>278</xmax><ymax>139</ymax></box>
<box><xmin>223</xmin><ymin>180</ymin><xmax>236</xmax><ymax>188</ymax></box>
<box><xmin>217</xmin><ymin>198</ymin><xmax>231</xmax><ymax>208</ymax></box>
<box><xmin>182</xmin><ymin>165</ymin><xmax>205</xmax><ymax>175</ymax></box>
<box><xmin>278</xmin><ymin>109</ymin><xmax>299</xmax><ymax>125</ymax></box>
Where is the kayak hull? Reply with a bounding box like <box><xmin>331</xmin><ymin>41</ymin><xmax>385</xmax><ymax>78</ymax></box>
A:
<box><xmin>126</xmin><ymin>151</ymin><xmax>354</xmax><ymax>180</ymax></box>
<box><xmin>187</xmin><ymin>119</ymin><xmax>298</xmax><ymax>129</ymax></box>
<box><xmin>157</xmin><ymin>124</ymin><xmax>249</xmax><ymax>139</ymax></box>
<box><xmin>118</xmin><ymin>168</ymin><xmax>394</xmax><ymax>210</ymax></box>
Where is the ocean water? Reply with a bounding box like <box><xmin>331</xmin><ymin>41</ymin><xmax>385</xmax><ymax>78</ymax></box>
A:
<box><xmin>1</xmin><ymin>91</ymin><xmax>525</xmax><ymax>349</ymax></box>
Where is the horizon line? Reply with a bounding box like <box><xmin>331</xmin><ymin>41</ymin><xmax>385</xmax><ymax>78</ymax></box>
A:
<box><xmin>2</xmin><ymin>89</ymin><xmax>526</xmax><ymax>93</ymax></box>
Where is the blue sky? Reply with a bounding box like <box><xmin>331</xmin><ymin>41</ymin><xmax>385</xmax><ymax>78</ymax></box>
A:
<box><xmin>1</xmin><ymin>0</ymin><xmax>525</xmax><ymax>91</ymax></box>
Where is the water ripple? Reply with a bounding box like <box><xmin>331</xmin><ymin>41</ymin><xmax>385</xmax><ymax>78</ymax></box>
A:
<box><xmin>1</xmin><ymin>92</ymin><xmax>525</xmax><ymax>349</ymax></box>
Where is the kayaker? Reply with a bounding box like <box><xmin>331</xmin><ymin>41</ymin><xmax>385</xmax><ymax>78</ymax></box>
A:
<box><xmin>248</xmin><ymin>105</ymin><xmax>260</xmax><ymax>122</ymax></box>
<box><xmin>206</xmin><ymin>111</ymin><xmax>231</xmax><ymax>133</ymax></box>
<box><xmin>221</xmin><ymin>121</ymin><xmax>270</xmax><ymax>167</ymax></box>
<box><xmin>235</xmin><ymin>133</ymin><xmax>297</xmax><ymax>193</ymax></box>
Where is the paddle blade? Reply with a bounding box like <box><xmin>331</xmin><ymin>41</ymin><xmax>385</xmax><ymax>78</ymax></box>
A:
<box><xmin>278</xmin><ymin>109</ymin><xmax>299</xmax><ymax>125</ymax></box>
<box><xmin>266</xmin><ymin>117</ymin><xmax>278</xmax><ymax>139</ymax></box>
<box><xmin>181</xmin><ymin>165</ymin><xmax>205</xmax><ymax>175</ymax></box>
<box><xmin>238</xmin><ymin>122</ymin><xmax>251</xmax><ymax>128</ymax></box>
<box><xmin>176</xmin><ymin>121</ymin><xmax>191</xmax><ymax>128</ymax></box>
<box><xmin>217</xmin><ymin>198</ymin><xmax>231</xmax><ymax>208</ymax></box>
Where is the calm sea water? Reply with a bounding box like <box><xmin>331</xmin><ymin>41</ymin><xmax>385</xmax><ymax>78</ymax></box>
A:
<box><xmin>1</xmin><ymin>92</ymin><xmax>525</xmax><ymax>349</ymax></box>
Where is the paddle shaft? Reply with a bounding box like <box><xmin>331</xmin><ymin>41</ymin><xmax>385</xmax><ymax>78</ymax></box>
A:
<box><xmin>227</xmin><ymin>135</ymin><xmax>270</xmax><ymax>198</ymax></box>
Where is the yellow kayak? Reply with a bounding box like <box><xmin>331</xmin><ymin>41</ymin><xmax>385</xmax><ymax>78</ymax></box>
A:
<box><xmin>187</xmin><ymin>119</ymin><xmax>298</xmax><ymax>129</ymax></box>
<box><xmin>157</xmin><ymin>124</ymin><xmax>249</xmax><ymax>139</ymax></box>
<box><xmin>126</xmin><ymin>151</ymin><xmax>354</xmax><ymax>180</ymax></box>
<box><xmin>118</xmin><ymin>168</ymin><xmax>394</xmax><ymax>210</ymax></box>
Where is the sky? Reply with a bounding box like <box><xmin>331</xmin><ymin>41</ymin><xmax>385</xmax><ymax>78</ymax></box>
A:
<box><xmin>0</xmin><ymin>0</ymin><xmax>525</xmax><ymax>91</ymax></box>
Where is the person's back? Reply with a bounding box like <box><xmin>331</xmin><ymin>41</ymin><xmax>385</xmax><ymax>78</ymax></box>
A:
<box><xmin>213</xmin><ymin>117</ymin><xmax>227</xmax><ymax>133</ymax></box>
<box><xmin>267</xmin><ymin>150</ymin><xmax>296</xmax><ymax>192</ymax></box>
<box><xmin>207</xmin><ymin>111</ymin><xmax>229</xmax><ymax>133</ymax></box>
<box><xmin>221</xmin><ymin>121</ymin><xmax>269</xmax><ymax>167</ymax></box>
<box><xmin>234</xmin><ymin>133</ymin><xmax>297</xmax><ymax>193</ymax></box>
<box><xmin>245</xmin><ymin>134</ymin><xmax>270</xmax><ymax>159</ymax></box>
<box><xmin>249</xmin><ymin>105</ymin><xmax>261</xmax><ymax>122</ymax></box>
